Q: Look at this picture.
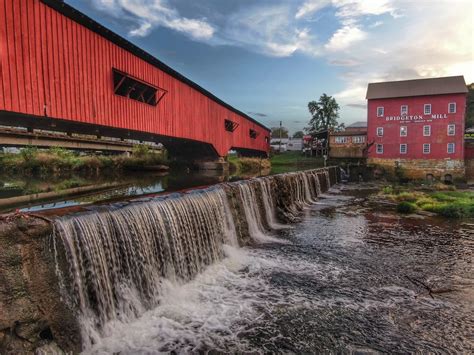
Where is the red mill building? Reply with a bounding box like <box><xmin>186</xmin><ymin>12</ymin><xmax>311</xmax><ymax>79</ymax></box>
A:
<box><xmin>366</xmin><ymin>76</ymin><xmax>468</xmax><ymax>179</ymax></box>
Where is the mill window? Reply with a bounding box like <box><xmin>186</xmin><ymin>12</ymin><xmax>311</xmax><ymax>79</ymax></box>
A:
<box><xmin>448</xmin><ymin>103</ymin><xmax>456</xmax><ymax>113</ymax></box>
<box><xmin>447</xmin><ymin>143</ymin><xmax>455</xmax><ymax>154</ymax></box>
<box><xmin>423</xmin><ymin>143</ymin><xmax>430</xmax><ymax>154</ymax></box>
<box><xmin>377</xmin><ymin>107</ymin><xmax>384</xmax><ymax>117</ymax></box>
<box><xmin>424</xmin><ymin>104</ymin><xmax>432</xmax><ymax>115</ymax></box>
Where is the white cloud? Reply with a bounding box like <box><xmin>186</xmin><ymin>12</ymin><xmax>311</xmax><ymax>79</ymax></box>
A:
<box><xmin>92</xmin><ymin>0</ymin><xmax>215</xmax><ymax>40</ymax></box>
<box><xmin>324</xmin><ymin>25</ymin><xmax>367</xmax><ymax>51</ymax></box>
<box><xmin>295</xmin><ymin>0</ymin><xmax>331</xmax><ymax>19</ymax></box>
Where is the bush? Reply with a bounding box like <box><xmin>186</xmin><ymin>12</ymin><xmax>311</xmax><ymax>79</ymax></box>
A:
<box><xmin>396</xmin><ymin>201</ymin><xmax>416</xmax><ymax>214</ymax></box>
<box><xmin>437</xmin><ymin>204</ymin><xmax>465</xmax><ymax>219</ymax></box>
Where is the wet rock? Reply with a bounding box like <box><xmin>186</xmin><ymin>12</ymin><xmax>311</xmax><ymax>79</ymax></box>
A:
<box><xmin>0</xmin><ymin>215</ymin><xmax>81</xmax><ymax>354</ymax></box>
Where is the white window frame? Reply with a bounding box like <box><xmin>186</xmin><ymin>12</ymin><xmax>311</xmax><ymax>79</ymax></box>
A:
<box><xmin>400</xmin><ymin>126</ymin><xmax>407</xmax><ymax>137</ymax></box>
<box><xmin>448</xmin><ymin>102</ymin><xmax>456</xmax><ymax>114</ymax></box>
<box><xmin>423</xmin><ymin>125</ymin><xmax>431</xmax><ymax>137</ymax></box>
<box><xmin>377</xmin><ymin>107</ymin><xmax>384</xmax><ymax>117</ymax></box>
<box><xmin>424</xmin><ymin>104</ymin><xmax>432</xmax><ymax>115</ymax></box>
<box><xmin>400</xmin><ymin>144</ymin><xmax>407</xmax><ymax>154</ymax></box>
<box><xmin>376</xmin><ymin>127</ymin><xmax>384</xmax><ymax>136</ymax></box>
<box><xmin>401</xmin><ymin>105</ymin><xmax>408</xmax><ymax>115</ymax></box>
<box><xmin>335</xmin><ymin>136</ymin><xmax>349</xmax><ymax>144</ymax></box>
<box><xmin>447</xmin><ymin>143</ymin><xmax>455</xmax><ymax>154</ymax></box>
<box><xmin>352</xmin><ymin>136</ymin><xmax>365</xmax><ymax>144</ymax></box>
<box><xmin>376</xmin><ymin>144</ymin><xmax>383</xmax><ymax>154</ymax></box>
<box><xmin>447</xmin><ymin>124</ymin><xmax>455</xmax><ymax>136</ymax></box>
<box><xmin>423</xmin><ymin>143</ymin><xmax>430</xmax><ymax>154</ymax></box>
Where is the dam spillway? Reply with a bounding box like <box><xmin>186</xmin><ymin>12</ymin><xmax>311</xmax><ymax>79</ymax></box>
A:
<box><xmin>51</xmin><ymin>168</ymin><xmax>337</xmax><ymax>350</ymax></box>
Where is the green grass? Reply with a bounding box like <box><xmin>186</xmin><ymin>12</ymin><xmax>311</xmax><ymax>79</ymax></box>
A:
<box><xmin>270</xmin><ymin>151</ymin><xmax>324</xmax><ymax>166</ymax></box>
<box><xmin>381</xmin><ymin>185</ymin><xmax>474</xmax><ymax>219</ymax></box>
<box><xmin>228</xmin><ymin>155</ymin><xmax>271</xmax><ymax>174</ymax></box>
<box><xmin>0</xmin><ymin>146</ymin><xmax>168</xmax><ymax>177</ymax></box>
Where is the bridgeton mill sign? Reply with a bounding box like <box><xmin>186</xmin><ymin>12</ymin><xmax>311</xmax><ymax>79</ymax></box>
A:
<box><xmin>385</xmin><ymin>113</ymin><xmax>448</xmax><ymax>122</ymax></box>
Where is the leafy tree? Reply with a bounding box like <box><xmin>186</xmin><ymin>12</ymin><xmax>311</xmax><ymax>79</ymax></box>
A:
<box><xmin>271</xmin><ymin>126</ymin><xmax>289</xmax><ymax>138</ymax></box>
<box><xmin>292</xmin><ymin>130</ymin><xmax>304</xmax><ymax>138</ymax></box>
<box><xmin>305</xmin><ymin>94</ymin><xmax>341</xmax><ymax>135</ymax></box>
<box><xmin>466</xmin><ymin>83</ymin><xmax>474</xmax><ymax>128</ymax></box>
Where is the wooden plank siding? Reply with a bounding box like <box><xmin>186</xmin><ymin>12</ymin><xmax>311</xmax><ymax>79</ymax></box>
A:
<box><xmin>0</xmin><ymin>0</ymin><xmax>270</xmax><ymax>157</ymax></box>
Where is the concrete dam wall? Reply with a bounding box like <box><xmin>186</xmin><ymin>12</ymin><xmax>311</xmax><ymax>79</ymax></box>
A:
<box><xmin>0</xmin><ymin>167</ymin><xmax>338</xmax><ymax>354</ymax></box>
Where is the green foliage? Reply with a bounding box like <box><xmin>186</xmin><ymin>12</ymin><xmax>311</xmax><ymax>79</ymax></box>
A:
<box><xmin>397</xmin><ymin>201</ymin><xmax>416</xmax><ymax>214</ymax></box>
<box><xmin>305</xmin><ymin>94</ymin><xmax>341</xmax><ymax>135</ymax></box>
<box><xmin>466</xmin><ymin>83</ymin><xmax>474</xmax><ymax>128</ymax></box>
<box><xmin>271</xmin><ymin>127</ymin><xmax>289</xmax><ymax>139</ymax></box>
<box><xmin>292</xmin><ymin>131</ymin><xmax>304</xmax><ymax>138</ymax></box>
<box><xmin>0</xmin><ymin>145</ymin><xmax>168</xmax><ymax>177</ymax></box>
<box><xmin>383</xmin><ymin>186</ymin><xmax>474</xmax><ymax>219</ymax></box>
<box><xmin>132</xmin><ymin>144</ymin><xmax>151</xmax><ymax>157</ymax></box>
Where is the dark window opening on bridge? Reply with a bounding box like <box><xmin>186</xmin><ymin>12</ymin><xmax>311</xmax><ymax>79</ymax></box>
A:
<box><xmin>113</xmin><ymin>69</ymin><xmax>166</xmax><ymax>106</ymax></box>
<box><xmin>225</xmin><ymin>119</ymin><xmax>239</xmax><ymax>132</ymax></box>
<box><xmin>249</xmin><ymin>129</ymin><xmax>259</xmax><ymax>139</ymax></box>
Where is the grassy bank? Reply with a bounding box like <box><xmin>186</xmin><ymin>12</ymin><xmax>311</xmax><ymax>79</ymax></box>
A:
<box><xmin>381</xmin><ymin>185</ymin><xmax>474</xmax><ymax>218</ymax></box>
<box><xmin>270</xmin><ymin>151</ymin><xmax>324</xmax><ymax>174</ymax></box>
<box><xmin>0</xmin><ymin>145</ymin><xmax>168</xmax><ymax>176</ymax></box>
<box><xmin>228</xmin><ymin>155</ymin><xmax>271</xmax><ymax>175</ymax></box>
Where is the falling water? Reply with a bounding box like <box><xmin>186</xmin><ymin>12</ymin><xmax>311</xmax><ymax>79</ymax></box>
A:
<box><xmin>52</xmin><ymin>168</ymin><xmax>336</xmax><ymax>350</ymax></box>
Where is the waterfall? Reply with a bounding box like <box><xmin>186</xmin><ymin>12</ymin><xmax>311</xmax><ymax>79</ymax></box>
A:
<box><xmin>52</xmin><ymin>168</ymin><xmax>336</xmax><ymax>350</ymax></box>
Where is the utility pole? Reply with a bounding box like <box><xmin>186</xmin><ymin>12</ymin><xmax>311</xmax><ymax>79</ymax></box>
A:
<box><xmin>279</xmin><ymin>121</ymin><xmax>282</xmax><ymax>153</ymax></box>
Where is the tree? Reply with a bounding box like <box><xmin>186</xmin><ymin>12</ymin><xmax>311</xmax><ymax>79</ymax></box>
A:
<box><xmin>292</xmin><ymin>131</ymin><xmax>304</xmax><ymax>138</ymax></box>
<box><xmin>271</xmin><ymin>126</ymin><xmax>289</xmax><ymax>139</ymax></box>
<box><xmin>305</xmin><ymin>94</ymin><xmax>341</xmax><ymax>135</ymax></box>
<box><xmin>466</xmin><ymin>83</ymin><xmax>474</xmax><ymax>128</ymax></box>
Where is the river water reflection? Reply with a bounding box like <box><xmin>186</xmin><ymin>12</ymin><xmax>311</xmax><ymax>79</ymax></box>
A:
<box><xmin>88</xmin><ymin>184</ymin><xmax>473</xmax><ymax>354</ymax></box>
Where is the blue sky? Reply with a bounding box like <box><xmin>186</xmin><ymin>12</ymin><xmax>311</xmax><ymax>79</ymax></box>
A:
<box><xmin>68</xmin><ymin>0</ymin><xmax>473</xmax><ymax>134</ymax></box>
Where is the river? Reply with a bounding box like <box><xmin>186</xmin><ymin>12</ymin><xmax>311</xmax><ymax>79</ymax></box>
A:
<box><xmin>58</xmin><ymin>181</ymin><xmax>473</xmax><ymax>354</ymax></box>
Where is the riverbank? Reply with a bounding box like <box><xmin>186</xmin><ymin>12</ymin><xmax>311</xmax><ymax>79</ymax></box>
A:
<box><xmin>378</xmin><ymin>184</ymin><xmax>474</xmax><ymax>218</ymax></box>
<box><xmin>270</xmin><ymin>151</ymin><xmax>324</xmax><ymax>173</ymax></box>
<box><xmin>228</xmin><ymin>155</ymin><xmax>271</xmax><ymax>175</ymax></box>
<box><xmin>0</xmin><ymin>145</ymin><xmax>168</xmax><ymax>176</ymax></box>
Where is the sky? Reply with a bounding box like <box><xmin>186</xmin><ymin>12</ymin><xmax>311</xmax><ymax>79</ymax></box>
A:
<box><xmin>67</xmin><ymin>0</ymin><xmax>473</xmax><ymax>134</ymax></box>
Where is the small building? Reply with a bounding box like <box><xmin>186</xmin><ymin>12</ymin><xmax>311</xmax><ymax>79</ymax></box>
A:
<box><xmin>270</xmin><ymin>137</ymin><xmax>303</xmax><ymax>152</ymax></box>
<box><xmin>329</xmin><ymin>121</ymin><xmax>367</xmax><ymax>159</ymax></box>
<box><xmin>366</xmin><ymin>76</ymin><xmax>468</xmax><ymax>180</ymax></box>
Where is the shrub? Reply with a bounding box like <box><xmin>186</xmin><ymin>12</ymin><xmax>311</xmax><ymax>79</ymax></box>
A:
<box><xmin>396</xmin><ymin>201</ymin><xmax>416</xmax><ymax>214</ymax></box>
<box><xmin>382</xmin><ymin>186</ymin><xmax>393</xmax><ymax>195</ymax></box>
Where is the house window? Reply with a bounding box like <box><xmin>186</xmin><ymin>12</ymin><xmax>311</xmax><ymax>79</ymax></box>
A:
<box><xmin>376</xmin><ymin>127</ymin><xmax>384</xmax><ymax>136</ymax></box>
<box><xmin>400</xmin><ymin>126</ymin><xmax>407</xmax><ymax>137</ymax></box>
<box><xmin>352</xmin><ymin>136</ymin><xmax>365</xmax><ymax>143</ymax></box>
<box><xmin>401</xmin><ymin>105</ymin><xmax>408</xmax><ymax>115</ymax></box>
<box><xmin>377</xmin><ymin>107</ymin><xmax>384</xmax><ymax>117</ymax></box>
<box><xmin>249</xmin><ymin>129</ymin><xmax>258</xmax><ymax>139</ymax></box>
<box><xmin>400</xmin><ymin>144</ymin><xmax>407</xmax><ymax>154</ymax></box>
<box><xmin>225</xmin><ymin>119</ymin><xmax>239</xmax><ymax>132</ymax></box>
<box><xmin>448</xmin><ymin>102</ymin><xmax>456</xmax><ymax>113</ymax></box>
<box><xmin>335</xmin><ymin>136</ymin><xmax>349</xmax><ymax>143</ymax></box>
<box><xmin>423</xmin><ymin>125</ymin><xmax>431</xmax><ymax>136</ymax></box>
<box><xmin>423</xmin><ymin>143</ymin><xmax>430</xmax><ymax>154</ymax></box>
<box><xmin>447</xmin><ymin>124</ymin><xmax>455</xmax><ymax>136</ymax></box>
<box><xmin>447</xmin><ymin>143</ymin><xmax>455</xmax><ymax>154</ymax></box>
<box><xmin>112</xmin><ymin>69</ymin><xmax>165</xmax><ymax>106</ymax></box>
<box><xmin>376</xmin><ymin>144</ymin><xmax>383</xmax><ymax>154</ymax></box>
<box><xmin>424</xmin><ymin>104</ymin><xmax>431</xmax><ymax>115</ymax></box>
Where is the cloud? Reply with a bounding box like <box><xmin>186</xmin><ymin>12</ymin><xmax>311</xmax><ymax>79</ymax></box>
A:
<box><xmin>324</xmin><ymin>25</ymin><xmax>367</xmax><ymax>51</ymax></box>
<box><xmin>346</xmin><ymin>103</ymin><xmax>366</xmax><ymax>109</ymax></box>
<box><xmin>248</xmin><ymin>112</ymin><xmax>268</xmax><ymax>117</ymax></box>
<box><xmin>330</xmin><ymin>58</ymin><xmax>361</xmax><ymax>66</ymax></box>
<box><xmin>295</xmin><ymin>0</ymin><xmax>330</xmax><ymax>19</ymax></box>
<box><xmin>92</xmin><ymin>0</ymin><xmax>215</xmax><ymax>40</ymax></box>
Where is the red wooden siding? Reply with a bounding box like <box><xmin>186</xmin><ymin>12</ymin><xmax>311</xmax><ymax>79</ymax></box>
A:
<box><xmin>0</xmin><ymin>0</ymin><xmax>270</xmax><ymax>157</ymax></box>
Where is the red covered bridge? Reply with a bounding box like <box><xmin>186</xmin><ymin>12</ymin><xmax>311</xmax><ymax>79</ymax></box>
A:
<box><xmin>0</xmin><ymin>0</ymin><xmax>270</xmax><ymax>159</ymax></box>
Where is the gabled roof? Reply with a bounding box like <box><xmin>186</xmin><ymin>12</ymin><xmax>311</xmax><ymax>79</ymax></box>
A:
<box><xmin>346</xmin><ymin>121</ymin><xmax>367</xmax><ymax>128</ymax></box>
<box><xmin>40</xmin><ymin>0</ymin><xmax>270</xmax><ymax>132</ymax></box>
<box><xmin>366</xmin><ymin>76</ymin><xmax>468</xmax><ymax>100</ymax></box>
